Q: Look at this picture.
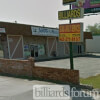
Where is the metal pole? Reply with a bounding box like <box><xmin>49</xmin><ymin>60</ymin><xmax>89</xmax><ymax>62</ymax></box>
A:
<box><xmin>69</xmin><ymin>4</ymin><xmax>74</xmax><ymax>70</ymax></box>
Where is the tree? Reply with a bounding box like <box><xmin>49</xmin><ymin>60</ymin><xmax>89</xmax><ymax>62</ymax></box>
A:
<box><xmin>86</xmin><ymin>23</ymin><xmax>100</xmax><ymax>35</ymax></box>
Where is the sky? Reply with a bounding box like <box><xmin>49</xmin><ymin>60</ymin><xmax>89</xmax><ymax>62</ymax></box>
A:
<box><xmin>0</xmin><ymin>0</ymin><xmax>100</xmax><ymax>30</ymax></box>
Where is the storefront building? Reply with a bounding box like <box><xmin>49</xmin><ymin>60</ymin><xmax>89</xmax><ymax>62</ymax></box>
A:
<box><xmin>0</xmin><ymin>22</ymin><xmax>92</xmax><ymax>60</ymax></box>
<box><xmin>0</xmin><ymin>22</ymin><xmax>69</xmax><ymax>60</ymax></box>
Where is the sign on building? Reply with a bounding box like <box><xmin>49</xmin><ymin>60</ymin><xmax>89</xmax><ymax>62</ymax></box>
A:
<box><xmin>59</xmin><ymin>23</ymin><xmax>83</xmax><ymax>42</ymax></box>
<box><xmin>73</xmin><ymin>0</ymin><xmax>100</xmax><ymax>14</ymax></box>
<box><xmin>0</xmin><ymin>28</ymin><xmax>6</xmax><ymax>33</ymax></box>
<box><xmin>31</xmin><ymin>26</ymin><xmax>59</xmax><ymax>37</ymax></box>
<box><xmin>58</xmin><ymin>8</ymin><xmax>84</xmax><ymax>20</ymax></box>
<box><xmin>63</xmin><ymin>0</ymin><xmax>77</xmax><ymax>5</ymax></box>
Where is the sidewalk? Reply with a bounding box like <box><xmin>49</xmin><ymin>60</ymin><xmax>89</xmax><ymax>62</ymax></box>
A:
<box><xmin>0</xmin><ymin>76</ymin><xmax>53</xmax><ymax>100</ymax></box>
<box><xmin>0</xmin><ymin>76</ymin><xmax>100</xmax><ymax>100</ymax></box>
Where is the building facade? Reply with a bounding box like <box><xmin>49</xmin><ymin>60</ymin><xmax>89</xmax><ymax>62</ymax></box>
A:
<box><xmin>86</xmin><ymin>35</ymin><xmax>100</xmax><ymax>53</ymax></box>
<box><xmin>0</xmin><ymin>22</ymin><xmax>91</xmax><ymax>60</ymax></box>
<box><xmin>0</xmin><ymin>22</ymin><xmax>69</xmax><ymax>60</ymax></box>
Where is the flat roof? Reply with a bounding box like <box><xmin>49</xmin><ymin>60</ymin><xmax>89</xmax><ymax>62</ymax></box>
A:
<box><xmin>0</xmin><ymin>21</ymin><xmax>58</xmax><ymax>30</ymax></box>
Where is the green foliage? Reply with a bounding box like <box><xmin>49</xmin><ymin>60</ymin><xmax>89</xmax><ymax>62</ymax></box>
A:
<box><xmin>86</xmin><ymin>23</ymin><xmax>100</xmax><ymax>35</ymax></box>
<box><xmin>80</xmin><ymin>74</ymin><xmax>100</xmax><ymax>89</ymax></box>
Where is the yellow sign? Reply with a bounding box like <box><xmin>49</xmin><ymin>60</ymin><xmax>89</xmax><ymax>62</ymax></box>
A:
<box><xmin>58</xmin><ymin>8</ymin><xmax>84</xmax><ymax>20</ymax></box>
<box><xmin>63</xmin><ymin>0</ymin><xmax>77</xmax><ymax>5</ymax></box>
<box><xmin>59</xmin><ymin>23</ymin><xmax>83</xmax><ymax>42</ymax></box>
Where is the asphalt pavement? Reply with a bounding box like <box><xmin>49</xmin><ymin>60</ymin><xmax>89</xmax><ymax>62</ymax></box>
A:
<box><xmin>0</xmin><ymin>76</ymin><xmax>100</xmax><ymax>100</ymax></box>
<box><xmin>36</xmin><ymin>53</ymin><xmax>100</xmax><ymax>78</ymax></box>
<box><xmin>0</xmin><ymin>53</ymin><xmax>100</xmax><ymax>100</ymax></box>
<box><xmin>0</xmin><ymin>76</ymin><xmax>54</xmax><ymax>100</ymax></box>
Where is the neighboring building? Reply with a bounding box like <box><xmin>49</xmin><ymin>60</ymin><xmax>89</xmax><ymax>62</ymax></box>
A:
<box><xmin>0</xmin><ymin>22</ymin><xmax>92</xmax><ymax>60</ymax></box>
<box><xmin>72</xmin><ymin>32</ymin><xmax>93</xmax><ymax>56</ymax></box>
<box><xmin>86</xmin><ymin>34</ymin><xmax>100</xmax><ymax>53</ymax></box>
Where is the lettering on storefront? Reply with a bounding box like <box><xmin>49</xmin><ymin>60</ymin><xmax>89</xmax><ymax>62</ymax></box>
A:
<box><xmin>31</xmin><ymin>26</ymin><xmax>59</xmax><ymax>37</ymax></box>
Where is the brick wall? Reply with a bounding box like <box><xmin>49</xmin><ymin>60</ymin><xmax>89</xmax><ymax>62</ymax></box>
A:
<box><xmin>0</xmin><ymin>58</ymin><xmax>34</xmax><ymax>77</ymax></box>
<box><xmin>0</xmin><ymin>58</ymin><xmax>79</xmax><ymax>84</ymax></box>
<box><xmin>33</xmin><ymin>66</ymin><xmax>79</xmax><ymax>85</ymax></box>
<box><xmin>0</xmin><ymin>22</ymin><xmax>32</xmax><ymax>35</ymax></box>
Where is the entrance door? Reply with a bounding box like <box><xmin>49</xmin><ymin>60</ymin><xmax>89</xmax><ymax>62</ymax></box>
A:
<box><xmin>31</xmin><ymin>49</ymin><xmax>34</xmax><ymax>57</ymax></box>
<box><xmin>7</xmin><ymin>35</ymin><xmax>24</xmax><ymax>59</ymax></box>
<box><xmin>78</xmin><ymin>45</ymin><xmax>82</xmax><ymax>54</ymax></box>
<box><xmin>30</xmin><ymin>45</ymin><xmax>38</xmax><ymax>57</ymax></box>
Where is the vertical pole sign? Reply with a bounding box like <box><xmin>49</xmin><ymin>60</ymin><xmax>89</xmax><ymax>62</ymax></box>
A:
<box><xmin>69</xmin><ymin>4</ymin><xmax>74</xmax><ymax>70</ymax></box>
<box><xmin>58</xmin><ymin>0</ymin><xmax>84</xmax><ymax>70</ymax></box>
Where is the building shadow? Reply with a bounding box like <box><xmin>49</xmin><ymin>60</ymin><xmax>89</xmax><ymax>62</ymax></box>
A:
<box><xmin>85</xmin><ymin>53</ymin><xmax>100</xmax><ymax>58</ymax></box>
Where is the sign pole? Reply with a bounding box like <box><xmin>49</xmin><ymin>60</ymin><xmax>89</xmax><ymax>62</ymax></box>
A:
<box><xmin>69</xmin><ymin>4</ymin><xmax>74</xmax><ymax>70</ymax></box>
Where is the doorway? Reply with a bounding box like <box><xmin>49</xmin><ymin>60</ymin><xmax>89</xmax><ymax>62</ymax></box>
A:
<box><xmin>30</xmin><ymin>45</ymin><xmax>38</xmax><ymax>57</ymax></box>
<box><xmin>78</xmin><ymin>45</ymin><xmax>82</xmax><ymax>54</ymax></box>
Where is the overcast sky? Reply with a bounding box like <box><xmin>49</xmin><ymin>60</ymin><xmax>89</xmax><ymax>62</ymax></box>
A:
<box><xmin>0</xmin><ymin>0</ymin><xmax>100</xmax><ymax>30</ymax></box>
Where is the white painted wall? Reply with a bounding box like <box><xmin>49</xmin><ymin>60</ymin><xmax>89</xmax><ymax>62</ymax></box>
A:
<box><xmin>86</xmin><ymin>35</ymin><xmax>100</xmax><ymax>53</ymax></box>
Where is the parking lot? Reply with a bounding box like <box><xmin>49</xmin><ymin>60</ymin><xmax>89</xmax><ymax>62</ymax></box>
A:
<box><xmin>36</xmin><ymin>53</ymin><xmax>100</xmax><ymax>78</ymax></box>
<box><xmin>0</xmin><ymin>53</ymin><xmax>100</xmax><ymax>100</ymax></box>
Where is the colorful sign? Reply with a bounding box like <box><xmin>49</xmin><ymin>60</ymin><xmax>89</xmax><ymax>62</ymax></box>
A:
<box><xmin>73</xmin><ymin>0</ymin><xmax>100</xmax><ymax>8</ymax></box>
<box><xmin>63</xmin><ymin>0</ymin><xmax>77</xmax><ymax>5</ymax></box>
<box><xmin>59</xmin><ymin>23</ymin><xmax>83</xmax><ymax>42</ymax></box>
<box><xmin>58</xmin><ymin>8</ymin><xmax>84</xmax><ymax>20</ymax></box>
<box><xmin>31</xmin><ymin>26</ymin><xmax>58</xmax><ymax>37</ymax></box>
<box><xmin>73</xmin><ymin>0</ymin><xmax>100</xmax><ymax>13</ymax></box>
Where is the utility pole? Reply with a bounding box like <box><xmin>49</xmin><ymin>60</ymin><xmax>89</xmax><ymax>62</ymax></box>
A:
<box><xmin>69</xmin><ymin>4</ymin><xmax>74</xmax><ymax>70</ymax></box>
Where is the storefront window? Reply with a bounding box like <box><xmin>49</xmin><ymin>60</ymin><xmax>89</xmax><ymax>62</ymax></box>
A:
<box><xmin>24</xmin><ymin>45</ymin><xmax>31</xmax><ymax>58</ymax></box>
<box><xmin>38</xmin><ymin>44</ymin><xmax>45</xmax><ymax>56</ymax></box>
<box><xmin>0</xmin><ymin>43</ymin><xmax>4</xmax><ymax>58</ymax></box>
<box><xmin>24</xmin><ymin>44</ymin><xmax>45</xmax><ymax>58</ymax></box>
